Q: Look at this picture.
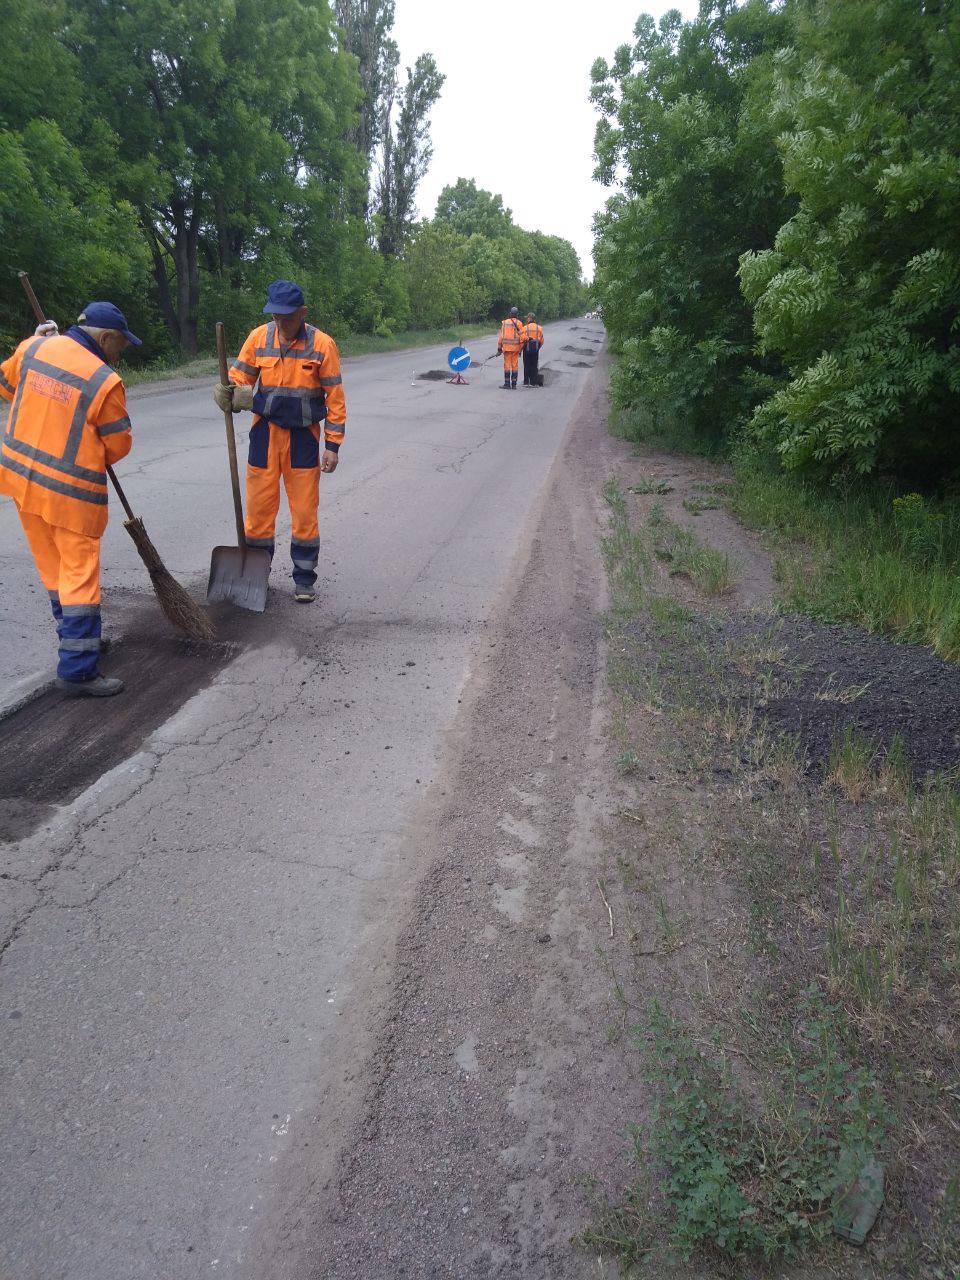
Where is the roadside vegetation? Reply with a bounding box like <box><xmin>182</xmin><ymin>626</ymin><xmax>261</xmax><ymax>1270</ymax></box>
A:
<box><xmin>2</xmin><ymin>1</ymin><xmax>586</xmax><ymax>361</ymax></box>
<box><xmin>731</xmin><ymin>460</ymin><xmax>960</xmax><ymax>661</ymax></box>
<box><xmin>592</xmin><ymin>0</ymin><xmax>959</xmax><ymax>651</ymax></box>
<box><xmin>581</xmin><ymin>475</ymin><xmax>959</xmax><ymax>1276</ymax></box>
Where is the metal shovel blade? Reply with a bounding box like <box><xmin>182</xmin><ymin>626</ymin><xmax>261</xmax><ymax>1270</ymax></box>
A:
<box><xmin>207</xmin><ymin>545</ymin><xmax>272</xmax><ymax>612</ymax></box>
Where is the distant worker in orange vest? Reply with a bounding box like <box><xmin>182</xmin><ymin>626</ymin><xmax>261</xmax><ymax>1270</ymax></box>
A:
<box><xmin>497</xmin><ymin>307</ymin><xmax>525</xmax><ymax>390</ymax></box>
<box><xmin>214</xmin><ymin>280</ymin><xmax>346</xmax><ymax>604</ymax></box>
<box><xmin>0</xmin><ymin>302</ymin><xmax>140</xmax><ymax>697</ymax></box>
<box><xmin>522</xmin><ymin>313</ymin><xmax>544</xmax><ymax>387</ymax></box>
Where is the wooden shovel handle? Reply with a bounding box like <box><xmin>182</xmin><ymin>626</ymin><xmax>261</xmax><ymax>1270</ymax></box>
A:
<box><xmin>17</xmin><ymin>271</ymin><xmax>45</xmax><ymax>325</ymax></box>
<box><xmin>215</xmin><ymin>322</ymin><xmax>247</xmax><ymax>550</ymax></box>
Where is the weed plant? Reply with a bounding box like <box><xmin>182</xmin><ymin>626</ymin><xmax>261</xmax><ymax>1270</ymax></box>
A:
<box><xmin>732</xmin><ymin>456</ymin><xmax>960</xmax><ymax>661</ymax></box>
<box><xmin>641</xmin><ymin>1002</ymin><xmax>885</xmax><ymax>1262</ymax></box>
<box><xmin>647</xmin><ymin>505</ymin><xmax>736</xmax><ymax>596</ymax></box>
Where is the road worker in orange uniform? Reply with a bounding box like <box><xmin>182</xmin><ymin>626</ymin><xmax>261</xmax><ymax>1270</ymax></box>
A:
<box><xmin>214</xmin><ymin>280</ymin><xmax>345</xmax><ymax>603</ymax></box>
<box><xmin>0</xmin><ymin>302</ymin><xmax>139</xmax><ymax>697</ymax></box>
<box><xmin>497</xmin><ymin>307</ymin><xmax>525</xmax><ymax>390</ymax></box>
<box><xmin>522</xmin><ymin>313</ymin><xmax>544</xmax><ymax>387</ymax></box>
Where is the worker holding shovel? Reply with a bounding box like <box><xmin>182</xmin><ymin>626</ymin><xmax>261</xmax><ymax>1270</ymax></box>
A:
<box><xmin>213</xmin><ymin>280</ymin><xmax>346</xmax><ymax>604</ymax></box>
<box><xmin>0</xmin><ymin>302</ymin><xmax>141</xmax><ymax>697</ymax></box>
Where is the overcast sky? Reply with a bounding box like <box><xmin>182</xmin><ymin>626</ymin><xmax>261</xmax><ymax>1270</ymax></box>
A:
<box><xmin>391</xmin><ymin>0</ymin><xmax>700</xmax><ymax>279</ymax></box>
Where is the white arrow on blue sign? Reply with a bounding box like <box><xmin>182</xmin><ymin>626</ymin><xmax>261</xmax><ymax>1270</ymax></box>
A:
<box><xmin>447</xmin><ymin>345</ymin><xmax>471</xmax><ymax>373</ymax></box>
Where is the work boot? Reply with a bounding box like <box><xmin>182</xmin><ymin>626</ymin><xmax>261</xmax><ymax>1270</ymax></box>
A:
<box><xmin>294</xmin><ymin>587</ymin><xmax>316</xmax><ymax>603</ymax></box>
<box><xmin>56</xmin><ymin>674</ymin><xmax>124</xmax><ymax>697</ymax></box>
<box><xmin>501</xmin><ymin>379</ymin><xmax>510</xmax><ymax>389</ymax></box>
<box><xmin>510</xmin><ymin>373</ymin><xmax>518</xmax><ymax>389</ymax></box>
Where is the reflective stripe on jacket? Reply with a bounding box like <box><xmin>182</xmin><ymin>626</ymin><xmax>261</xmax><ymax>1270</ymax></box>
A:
<box><xmin>0</xmin><ymin>333</ymin><xmax>131</xmax><ymax>537</ymax></box>
<box><xmin>498</xmin><ymin>318</ymin><xmax>525</xmax><ymax>352</ymax></box>
<box><xmin>229</xmin><ymin>322</ymin><xmax>346</xmax><ymax>451</ymax></box>
<box><xmin>523</xmin><ymin>323</ymin><xmax>544</xmax><ymax>352</ymax></box>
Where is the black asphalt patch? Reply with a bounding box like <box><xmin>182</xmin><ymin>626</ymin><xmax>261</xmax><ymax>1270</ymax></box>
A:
<box><xmin>416</xmin><ymin>370</ymin><xmax>448</xmax><ymax>381</ymax></box>
<box><xmin>627</xmin><ymin>608</ymin><xmax>960</xmax><ymax>779</ymax></box>
<box><xmin>0</xmin><ymin>616</ymin><xmax>240</xmax><ymax>841</ymax></box>
<box><xmin>561</xmin><ymin>345</ymin><xmax>597</xmax><ymax>355</ymax></box>
<box><xmin>756</xmin><ymin>614</ymin><xmax>960</xmax><ymax>777</ymax></box>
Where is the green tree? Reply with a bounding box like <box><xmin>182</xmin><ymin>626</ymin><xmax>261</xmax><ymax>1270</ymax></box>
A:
<box><xmin>402</xmin><ymin>223</ymin><xmax>468</xmax><ymax>328</ymax></box>
<box><xmin>377</xmin><ymin>53</ymin><xmax>445</xmax><ymax>258</ymax></box>
<box><xmin>591</xmin><ymin>1</ymin><xmax>794</xmax><ymax>448</ymax></box>
<box><xmin>435</xmin><ymin>179</ymin><xmax>514</xmax><ymax>239</ymax></box>
<box><xmin>66</xmin><ymin>0</ymin><xmax>363</xmax><ymax>353</ymax></box>
<box><xmin>739</xmin><ymin>0</ymin><xmax>960</xmax><ymax>478</ymax></box>
<box><xmin>335</xmin><ymin>0</ymin><xmax>397</xmax><ymax>166</ymax></box>
<box><xmin>0</xmin><ymin>0</ymin><xmax>148</xmax><ymax>348</ymax></box>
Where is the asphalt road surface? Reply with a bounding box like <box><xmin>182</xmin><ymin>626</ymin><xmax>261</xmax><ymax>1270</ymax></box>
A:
<box><xmin>0</xmin><ymin>320</ymin><xmax>611</xmax><ymax>1278</ymax></box>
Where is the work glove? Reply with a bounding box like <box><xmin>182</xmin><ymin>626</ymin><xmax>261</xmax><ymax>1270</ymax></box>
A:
<box><xmin>497</xmin><ymin>346</ymin><xmax>502</xmax><ymax>356</ymax></box>
<box><xmin>34</xmin><ymin>321</ymin><xmax>58</xmax><ymax>337</ymax></box>
<box><xmin>213</xmin><ymin>382</ymin><xmax>254</xmax><ymax>413</ymax></box>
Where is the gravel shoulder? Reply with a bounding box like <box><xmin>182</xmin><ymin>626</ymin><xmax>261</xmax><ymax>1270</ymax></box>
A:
<box><xmin>270</xmin><ymin>351</ymin><xmax>642</xmax><ymax>1279</ymax></box>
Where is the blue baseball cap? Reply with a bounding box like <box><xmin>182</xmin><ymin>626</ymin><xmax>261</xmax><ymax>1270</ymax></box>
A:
<box><xmin>263</xmin><ymin>279</ymin><xmax>305</xmax><ymax>315</ymax></box>
<box><xmin>78</xmin><ymin>301</ymin><xmax>142</xmax><ymax>346</ymax></box>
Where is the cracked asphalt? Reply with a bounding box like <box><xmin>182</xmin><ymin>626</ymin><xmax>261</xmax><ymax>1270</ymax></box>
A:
<box><xmin>0</xmin><ymin>320</ymin><xmax>604</xmax><ymax>1278</ymax></box>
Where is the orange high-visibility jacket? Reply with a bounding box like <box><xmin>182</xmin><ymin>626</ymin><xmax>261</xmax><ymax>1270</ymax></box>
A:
<box><xmin>229</xmin><ymin>322</ymin><xmax>346</xmax><ymax>451</ymax></box>
<box><xmin>498</xmin><ymin>317</ymin><xmax>525</xmax><ymax>353</ymax></box>
<box><xmin>523</xmin><ymin>322</ymin><xmax>544</xmax><ymax>350</ymax></box>
<box><xmin>0</xmin><ymin>333</ymin><xmax>131</xmax><ymax>537</ymax></box>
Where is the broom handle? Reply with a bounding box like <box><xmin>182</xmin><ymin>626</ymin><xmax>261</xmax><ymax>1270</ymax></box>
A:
<box><xmin>18</xmin><ymin>272</ymin><xmax>136</xmax><ymax>520</ymax></box>
<box><xmin>215</xmin><ymin>322</ymin><xmax>247</xmax><ymax>550</ymax></box>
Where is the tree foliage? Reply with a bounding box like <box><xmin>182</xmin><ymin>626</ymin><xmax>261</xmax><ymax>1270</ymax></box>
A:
<box><xmin>2</xmin><ymin>0</ymin><xmax>584</xmax><ymax>358</ymax></box>
<box><xmin>740</xmin><ymin>0</ymin><xmax>960</xmax><ymax>477</ymax></box>
<box><xmin>334</xmin><ymin>0</ymin><xmax>397</xmax><ymax>167</ymax></box>
<box><xmin>592</xmin><ymin>0</ymin><xmax>960</xmax><ymax>483</ymax></box>
<box><xmin>591</xmin><ymin>1</ymin><xmax>795</xmax><ymax>450</ymax></box>
<box><xmin>376</xmin><ymin>53</ymin><xmax>445</xmax><ymax>257</ymax></box>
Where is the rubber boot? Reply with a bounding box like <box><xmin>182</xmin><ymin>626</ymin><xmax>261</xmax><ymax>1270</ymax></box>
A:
<box><xmin>510</xmin><ymin>371</ymin><xmax>518</xmax><ymax>389</ymax></box>
<box><xmin>501</xmin><ymin>378</ymin><xmax>511</xmax><ymax>390</ymax></box>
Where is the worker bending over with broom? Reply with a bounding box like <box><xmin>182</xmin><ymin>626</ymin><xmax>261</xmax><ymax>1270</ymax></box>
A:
<box><xmin>497</xmin><ymin>307</ymin><xmax>525</xmax><ymax>390</ymax></box>
<box><xmin>0</xmin><ymin>302</ymin><xmax>140</xmax><ymax>697</ymax></box>
<box><xmin>214</xmin><ymin>280</ymin><xmax>346</xmax><ymax>603</ymax></box>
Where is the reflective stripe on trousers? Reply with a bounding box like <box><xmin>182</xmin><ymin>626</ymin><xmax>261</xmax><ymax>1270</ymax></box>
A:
<box><xmin>245</xmin><ymin>421</ymin><xmax>321</xmax><ymax>589</ymax></box>
<box><xmin>17</xmin><ymin>509</ymin><xmax>102</xmax><ymax>681</ymax></box>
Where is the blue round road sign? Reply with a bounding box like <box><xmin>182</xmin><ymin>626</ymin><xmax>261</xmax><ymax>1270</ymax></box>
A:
<box><xmin>447</xmin><ymin>345</ymin><xmax>470</xmax><ymax>373</ymax></box>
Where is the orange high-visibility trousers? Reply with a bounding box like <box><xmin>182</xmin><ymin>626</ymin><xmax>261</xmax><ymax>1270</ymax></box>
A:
<box><xmin>17</xmin><ymin>508</ymin><xmax>102</xmax><ymax>681</ymax></box>
<box><xmin>502</xmin><ymin>351</ymin><xmax>519</xmax><ymax>374</ymax></box>
<box><xmin>245</xmin><ymin>420</ymin><xmax>321</xmax><ymax>589</ymax></box>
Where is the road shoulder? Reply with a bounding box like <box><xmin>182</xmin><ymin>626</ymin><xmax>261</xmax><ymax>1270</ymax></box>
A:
<box><xmin>258</xmin><ymin>351</ymin><xmax>638</xmax><ymax>1278</ymax></box>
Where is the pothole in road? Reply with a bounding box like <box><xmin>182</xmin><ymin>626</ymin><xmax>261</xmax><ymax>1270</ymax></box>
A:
<box><xmin>0</xmin><ymin>606</ymin><xmax>242</xmax><ymax>841</ymax></box>
<box><xmin>561</xmin><ymin>345</ymin><xmax>597</xmax><ymax>355</ymax></box>
<box><xmin>417</xmin><ymin>370</ymin><xmax>449</xmax><ymax>381</ymax></box>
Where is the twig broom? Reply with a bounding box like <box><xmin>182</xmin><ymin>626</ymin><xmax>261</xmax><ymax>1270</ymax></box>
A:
<box><xmin>17</xmin><ymin>273</ymin><xmax>215</xmax><ymax>642</ymax></box>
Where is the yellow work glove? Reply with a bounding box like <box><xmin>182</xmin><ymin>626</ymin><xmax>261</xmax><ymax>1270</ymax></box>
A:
<box><xmin>213</xmin><ymin>382</ymin><xmax>254</xmax><ymax>413</ymax></box>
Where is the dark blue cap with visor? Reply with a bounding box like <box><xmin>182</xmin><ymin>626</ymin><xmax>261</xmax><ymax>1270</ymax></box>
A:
<box><xmin>263</xmin><ymin>280</ymin><xmax>305</xmax><ymax>315</ymax></box>
<box><xmin>78</xmin><ymin>301</ymin><xmax>142</xmax><ymax>346</ymax></box>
